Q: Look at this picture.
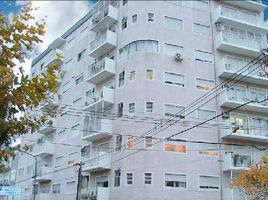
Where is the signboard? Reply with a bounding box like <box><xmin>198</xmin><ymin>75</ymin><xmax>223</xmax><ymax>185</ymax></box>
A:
<box><xmin>0</xmin><ymin>186</ymin><xmax>21</xmax><ymax>196</ymax></box>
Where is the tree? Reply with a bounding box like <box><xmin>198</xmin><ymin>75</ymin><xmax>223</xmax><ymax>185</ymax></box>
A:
<box><xmin>232</xmin><ymin>153</ymin><xmax>268</xmax><ymax>200</ymax></box>
<box><xmin>0</xmin><ymin>3</ymin><xmax>61</xmax><ymax>159</ymax></box>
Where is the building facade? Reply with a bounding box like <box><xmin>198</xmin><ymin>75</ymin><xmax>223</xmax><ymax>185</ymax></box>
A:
<box><xmin>2</xmin><ymin>0</ymin><xmax>268</xmax><ymax>200</ymax></box>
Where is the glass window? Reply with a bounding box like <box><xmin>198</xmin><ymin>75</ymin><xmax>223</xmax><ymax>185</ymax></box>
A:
<box><xmin>229</xmin><ymin>114</ymin><xmax>249</xmax><ymax>135</ymax></box>
<box><xmin>66</xmin><ymin>181</ymin><xmax>76</xmax><ymax>194</ymax></box>
<box><xmin>148</xmin><ymin>13</ymin><xmax>155</xmax><ymax>22</ymax></box>
<box><xmin>146</xmin><ymin>70</ymin><xmax>154</xmax><ymax>80</ymax></box>
<box><xmin>81</xmin><ymin>145</ymin><xmax>90</xmax><ymax>158</ymax></box>
<box><xmin>122</xmin><ymin>17</ymin><xmax>128</xmax><ymax>30</ymax></box>
<box><xmin>144</xmin><ymin>173</ymin><xmax>152</xmax><ymax>185</ymax></box>
<box><xmin>116</xmin><ymin>135</ymin><xmax>122</xmax><ymax>151</ymax></box>
<box><xmin>119</xmin><ymin>71</ymin><xmax>125</xmax><ymax>87</ymax></box>
<box><xmin>165</xmin><ymin>173</ymin><xmax>186</xmax><ymax>188</ymax></box>
<box><xmin>194</xmin><ymin>49</ymin><xmax>214</xmax><ymax>64</ymax></box>
<box><xmin>126</xmin><ymin>173</ymin><xmax>133</xmax><ymax>185</ymax></box>
<box><xmin>193</xmin><ymin>0</ymin><xmax>209</xmax><ymax>11</ymax></box>
<box><xmin>55</xmin><ymin>156</ymin><xmax>64</xmax><ymax>168</ymax></box>
<box><xmin>129</xmin><ymin>71</ymin><xmax>136</xmax><ymax>80</ymax></box>
<box><xmin>199</xmin><ymin>143</ymin><xmax>219</xmax><ymax>156</ymax></box>
<box><xmin>165</xmin><ymin>43</ymin><xmax>183</xmax><ymax>57</ymax></box>
<box><xmin>199</xmin><ymin>176</ymin><xmax>219</xmax><ymax>190</ymax></box>
<box><xmin>68</xmin><ymin>152</ymin><xmax>79</xmax><ymax>165</ymax></box>
<box><xmin>118</xmin><ymin>103</ymin><xmax>123</xmax><ymax>117</ymax></box>
<box><xmin>62</xmin><ymin>81</ymin><xmax>70</xmax><ymax>94</ymax></box>
<box><xmin>164</xmin><ymin>16</ymin><xmax>183</xmax><ymax>31</ymax></box>
<box><xmin>146</xmin><ymin>102</ymin><xmax>153</xmax><ymax>113</ymax></box>
<box><xmin>193</xmin><ymin>23</ymin><xmax>211</xmax><ymax>36</ymax></box>
<box><xmin>77</xmin><ymin>49</ymin><xmax>86</xmax><ymax>62</ymax></box>
<box><xmin>250</xmin><ymin>88</ymin><xmax>266</xmax><ymax>103</ymax></box>
<box><xmin>165</xmin><ymin>72</ymin><xmax>185</xmax><ymax>87</ymax></box>
<box><xmin>145</xmin><ymin>136</ymin><xmax>153</xmax><ymax>148</ymax></box>
<box><xmin>197</xmin><ymin>109</ymin><xmax>216</xmax><ymax>120</ymax></box>
<box><xmin>165</xmin><ymin>142</ymin><xmax>186</xmax><ymax>153</ymax></box>
<box><xmin>127</xmin><ymin>136</ymin><xmax>134</xmax><ymax>149</ymax></box>
<box><xmin>132</xmin><ymin>14</ymin><xmax>137</xmax><ymax>23</ymax></box>
<box><xmin>129</xmin><ymin>103</ymin><xmax>135</xmax><ymax>114</ymax></box>
<box><xmin>165</xmin><ymin>104</ymin><xmax>185</xmax><ymax>117</ymax></box>
<box><xmin>75</xmin><ymin>74</ymin><xmax>84</xmax><ymax>85</ymax></box>
<box><xmin>196</xmin><ymin>78</ymin><xmax>214</xmax><ymax>91</ymax></box>
<box><xmin>114</xmin><ymin>170</ymin><xmax>121</xmax><ymax>187</ymax></box>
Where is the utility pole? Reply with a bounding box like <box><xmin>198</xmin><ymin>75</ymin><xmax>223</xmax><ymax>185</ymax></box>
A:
<box><xmin>75</xmin><ymin>161</ymin><xmax>83</xmax><ymax>200</ymax></box>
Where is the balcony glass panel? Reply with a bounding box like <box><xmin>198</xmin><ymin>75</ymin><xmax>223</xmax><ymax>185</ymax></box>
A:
<box><xmin>232</xmin><ymin>154</ymin><xmax>251</xmax><ymax>167</ymax></box>
<box><xmin>227</xmin><ymin>86</ymin><xmax>247</xmax><ymax>102</ymax></box>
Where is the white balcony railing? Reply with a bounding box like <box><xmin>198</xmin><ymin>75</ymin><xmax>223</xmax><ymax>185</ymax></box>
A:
<box><xmin>90</xmin><ymin>30</ymin><xmax>116</xmax><ymax>51</ymax></box>
<box><xmin>87</xmin><ymin>58</ymin><xmax>115</xmax><ymax>84</ymax></box>
<box><xmin>85</xmin><ymin>86</ymin><xmax>114</xmax><ymax>108</ymax></box>
<box><xmin>32</xmin><ymin>142</ymin><xmax>54</xmax><ymax>156</ymax></box>
<box><xmin>39</xmin><ymin>118</ymin><xmax>56</xmax><ymax>134</ymax></box>
<box><xmin>81</xmin><ymin>187</ymin><xmax>109</xmax><ymax>200</ymax></box>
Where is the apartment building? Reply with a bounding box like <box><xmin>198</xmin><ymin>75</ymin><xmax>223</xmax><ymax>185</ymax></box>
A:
<box><xmin>2</xmin><ymin>1</ymin><xmax>268</xmax><ymax>200</ymax></box>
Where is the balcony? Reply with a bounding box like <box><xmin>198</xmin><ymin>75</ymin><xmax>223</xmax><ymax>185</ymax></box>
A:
<box><xmin>84</xmin><ymin>87</ymin><xmax>114</xmax><ymax>111</ymax></box>
<box><xmin>81</xmin><ymin>187</ymin><xmax>110</xmax><ymax>200</ymax></box>
<box><xmin>214</xmin><ymin>6</ymin><xmax>268</xmax><ymax>32</ymax></box>
<box><xmin>89</xmin><ymin>30</ymin><xmax>117</xmax><ymax>58</ymax></box>
<box><xmin>87</xmin><ymin>58</ymin><xmax>115</xmax><ymax>84</ymax></box>
<box><xmin>36</xmin><ymin>164</ymin><xmax>53</xmax><ymax>182</ymax></box>
<box><xmin>216</xmin><ymin>57</ymin><xmax>268</xmax><ymax>86</ymax></box>
<box><xmin>215</xmin><ymin>31</ymin><xmax>266</xmax><ymax>57</ymax></box>
<box><xmin>222</xmin><ymin>153</ymin><xmax>251</xmax><ymax>171</ymax></box>
<box><xmin>82</xmin><ymin>152</ymin><xmax>111</xmax><ymax>173</ymax></box>
<box><xmin>43</xmin><ymin>49</ymin><xmax>64</xmax><ymax>69</ymax></box>
<box><xmin>218</xmin><ymin>0</ymin><xmax>267</xmax><ymax>12</ymax></box>
<box><xmin>39</xmin><ymin>118</ymin><xmax>56</xmax><ymax>134</ymax></box>
<box><xmin>218</xmin><ymin>86</ymin><xmax>268</xmax><ymax>114</ymax></box>
<box><xmin>32</xmin><ymin>142</ymin><xmax>54</xmax><ymax>156</ymax></box>
<box><xmin>40</xmin><ymin>95</ymin><xmax>60</xmax><ymax>111</ymax></box>
<box><xmin>91</xmin><ymin>5</ymin><xmax>118</xmax><ymax>32</ymax></box>
<box><xmin>82</xmin><ymin>119</ymin><xmax>112</xmax><ymax>142</ymax></box>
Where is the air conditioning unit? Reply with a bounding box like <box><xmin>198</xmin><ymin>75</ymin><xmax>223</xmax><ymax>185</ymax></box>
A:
<box><xmin>175</xmin><ymin>53</ymin><xmax>183</xmax><ymax>62</ymax></box>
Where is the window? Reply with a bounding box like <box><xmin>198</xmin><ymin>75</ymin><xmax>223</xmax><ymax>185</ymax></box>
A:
<box><xmin>55</xmin><ymin>156</ymin><xmax>64</xmax><ymax>168</ymax></box>
<box><xmin>164</xmin><ymin>16</ymin><xmax>183</xmax><ymax>31</ymax></box>
<box><xmin>81</xmin><ymin>145</ymin><xmax>90</xmax><ymax>158</ymax></box>
<box><xmin>77</xmin><ymin>49</ymin><xmax>86</xmax><ymax>62</ymax></box>
<box><xmin>119</xmin><ymin>71</ymin><xmax>125</xmax><ymax>87</ymax></box>
<box><xmin>68</xmin><ymin>152</ymin><xmax>79</xmax><ymax>165</ymax></box>
<box><xmin>118</xmin><ymin>103</ymin><xmax>123</xmax><ymax>117</ymax></box>
<box><xmin>194</xmin><ymin>49</ymin><xmax>214</xmax><ymax>64</ymax></box>
<box><xmin>193</xmin><ymin>23</ymin><xmax>211</xmax><ymax>36</ymax></box>
<box><xmin>144</xmin><ymin>173</ymin><xmax>152</xmax><ymax>185</ymax></box>
<box><xmin>123</xmin><ymin>0</ymin><xmax>128</xmax><ymax>6</ymax></box>
<box><xmin>197</xmin><ymin>109</ymin><xmax>216</xmax><ymax>121</ymax></box>
<box><xmin>115</xmin><ymin>135</ymin><xmax>122</xmax><ymax>151</ymax></box>
<box><xmin>129</xmin><ymin>71</ymin><xmax>136</xmax><ymax>81</ymax></box>
<box><xmin>119</xmin><ymin>40</ymin><xmax>159</xmax><ymax>59</ymax></box>
<box><xmin>67</xmin><ymin>37</ymin><xmax>75</xmax><ymax>49</ymax></box>
<box><xmin>122</xmin><ymin>17</ymin><xmax>127</xmax><ymax>30</ymax></box>
<box><xmin>114</xmin><ymin>170</ymin><xmax>121</xmax><ymax>187</ymax></box>
<box><xmin>126</xmin><ymin>173</ymin><xmax>133</xmax><ymax>185</ymax></box>
<box><xmin>66</xmin><ymin>181</ymin><xmax>76</xmax><ymax>194</ymax></box>
<box><xmin>75</xmin><ymin>74</ymin><xmax>84</xmax><ymax>85</ymax></box>
<box><xmin>146</xmin><ymin>70</ymin><xmax>154</xmax><ymax>80</ymax></box>
<box><xmin>199</xmin><ymin>176</ymin><xmax>219</xmax><ymax>190</ymax></box>
<box><xmin>129</xmin><ymin>103</ymin><xmax>135</xmax><ymax>114</ymax></box>
<box><xmin>71</xmin><ymin>124</ymin><xmax>81</xmax><ymax>136</ymax></box>
<box><xmin>132</xmin><ymin>14</ymin><xmax>137</xmax><ymax>23</ymax></box>
<box><xmin>62</xmin><ymin>81</ymin><xmax>70</xmax><ymax>94</ymax></box>
<box><xmin>250</xmin><ymin>88</ymin><xmax>267</xmax><ymax>103</ymax></box>
<box><xmin>165</xmin><ymin>104</ymin><xmax>185</xmax><ymax>117</ymax></box>
<box><xmin>26</xmin><ymin>165</ymin><xmax>33</xmax><ymax>175</ymax></box>
<box><xmin>127</xmin><ymin>136</ymin><xmax>134</xmax><ymax>149</ymax></box>
<box><xmin>18</xmin><ymin>168</ymin><xmax>24</xmax><ymax>177</ymax></box>
<box><xmin>196</xmin><ymin>78</ymin><xmax>214</xmax><ymax>91</ymax></box>
<box><xmin>145</xmin><ymin>136</ymin><xmax>153</xmax><ymax>148</ymax></box>
<box><xmin>148</xmin><ymin>13</ymin><xmax>155</xmax><ymax>22</ymax></box>
<box><xmin>199</xmin><ymin>144</ymin><xmax>219</xmax><ymax>157</ymax></box>
<box><xmin>146</xmin><ymin>102</ymin><xmax>153</xmax><ymax>113</ymax></box>
<box><xmin>73</xmin><ymin>97</ymin><xmax>82</xmax><ymax>106</ymax></box>
<box><xmin>53</xmin><ymin>183</ymin><xmax>61</xmax><ymax>194</ymax></box>
<box><xmin>165</xmin><ymin>72</ymin><xmax>185</xmax><ymax>87</ymax></box>
<box><xmin>57</xmin><ymin>130</ymin><xmax>66</xmax><ymax>141</ymax></box>
<box><xmin>164</xmin><ymin>43</ymin><xmax>183</xmax><ymax>57</ymax></box>
<box><xmin>165</xmin><ymin>142</ymin><xmax>186</xmax><ymax>153</ymax></box>
<box><xmin>193</xmin><ymin>0</ymin><xmax>209</xmax><ymax>11</ymax></box>
<box><xmin>165</xmin><ymin>173</ymin><xmax>186</xmax><ymax>188</ymax></box>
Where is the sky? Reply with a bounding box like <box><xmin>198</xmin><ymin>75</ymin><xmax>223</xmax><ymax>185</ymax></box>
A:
<box><xmin>0</xmin><ymin>0</ymin><xmax>95</xmax><ymax>75</ymax></box>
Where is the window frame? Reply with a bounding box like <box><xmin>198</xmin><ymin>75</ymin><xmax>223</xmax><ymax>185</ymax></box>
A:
<box><xmin>145</xmin><ymin>101</ymin><xmax>154</xmax><ymax>113</ymax></box>
<box><xmin>128</xmin><ymin>102</ymin><xmax>135</xmax><ymax>114</ymax></box>
<box><xmin>198</xmin><ymin>175</ymin><xmax>220</xmax><ymax>191</ymax></box>
<box><xmin>193</xmin><ymin>22</ymin><xmax>211</xmax><ymax>36</ymax></box>
<box><xmin>164</xmin><ymin>16</ymin><xmax>183</xmax><ymax>31</ymax></box>
<box><xmin>164</xmin><ymin>172</ymin><xmax>187</xmax><ymax>190</ymax></box>
<box><xmin>193</xmin><ymin>49</ymin><xmax>214</xmax><ymax>64</ymax></box>
<box><xmin>164</xmin><ymin>72</ymin><xmax>185</xmax><ymax>87</ymax></box>
<box><xmin>144</xmin><ymin>172</ymin><xmax>153</xmax><ymax>186</ymax></box>
<box><xmin>52</xmin><ymin>183</ymin><xmax>61</xmax><ymax>194</ymax></box>
<box><xmin>164</xmin><ymin>141</ymin><xmax>187</xmax><ymax>154</ymax></box>
<box><xmin>65</xmin><ymin>180</ymin><xmax>76</xmax><ymax>194</ymax></box>
<box><xmin>146</xmin><ymin>69</ymin><xmax>154</xmax><ymax>81</ymax></box>
<box><xmin>147</xmin><ymin>12</ymin><xmax>155</xmax><ymax>23</ymax></box>
<box><xmin>131</xmin><ymin>14</ymin><xmax>138</xmax><ymax>24</ymax></box>
<box><xmin>125</xmin><ymin>172</ymin><xmax>134</xmax><ymax>186</ymax></box>
<box><xmin>195</xmin><ymin>77</ymin><xmax>215</xmax><ymax>92</ymax></box>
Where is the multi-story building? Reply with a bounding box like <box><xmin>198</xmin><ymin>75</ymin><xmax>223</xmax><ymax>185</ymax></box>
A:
<box><xmin>5</xmin><ymin>1</ymin><xmax>268</xmax><ymax>200</ymax></box>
